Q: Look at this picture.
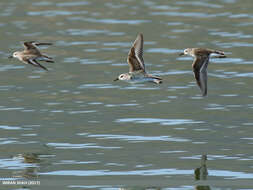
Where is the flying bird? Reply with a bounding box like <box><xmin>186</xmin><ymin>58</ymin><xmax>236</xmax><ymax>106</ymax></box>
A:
<box><xmin>179</xmin><ymin>48</ymin><xmax>226</xmax><ymax>96</ymax></box>
<box><xmin>9</xmin><ymin>41</ymin><xmax>54</xmax><ymax>71</ymax></box>
<box><xmin>114</xmin><ymin>33</ymin><xmax>162</xmax><ymax>84</ymax></box>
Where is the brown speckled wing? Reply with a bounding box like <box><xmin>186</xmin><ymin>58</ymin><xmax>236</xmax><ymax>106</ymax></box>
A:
<box><xmin>192</xmin><ymin>55</ymin><xmax>209</xmax><ymax>96</ymax></box>
<box><xmin>127</xmin><ymin>33</ymin><xmax>145</xmax><ymax>72</ymax></box>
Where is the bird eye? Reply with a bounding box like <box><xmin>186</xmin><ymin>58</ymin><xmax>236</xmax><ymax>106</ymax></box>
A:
<box><xmin>120</xmin><ymin>75</ymin><xmax>123</xmax><ymax>78</ymax></box>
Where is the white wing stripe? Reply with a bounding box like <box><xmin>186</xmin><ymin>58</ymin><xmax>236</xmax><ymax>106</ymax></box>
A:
<box><xmin>200</xmin><ymin>57</ymin><xmax>209</xmax><ymax>73</ymax></box>
<box><xmin>29</xmin><ymin>59</ymin><xmax>39</xmax><ymax>66</ymax></box>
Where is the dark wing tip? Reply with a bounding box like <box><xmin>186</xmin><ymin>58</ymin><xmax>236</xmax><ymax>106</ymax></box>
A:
<box><xmin>38</xmin><ymin>63</ymin><xmax>48</xmax><ymax>71</ymax></box>
<box><xmin>137</xmin><ymin>33</ymin><xmax>143</xmax><ymax>43</ymax></box>
<box><xmin>24</xmin><ymin>41</ymin><xmax>53</xmax><ymax>46</ymax></box>
<box><xmin>202</xmin><ymin>91</ymin><xmax>207</xmax><ymax>97</ymax></box>
<box><xmin>157</xmin><ymin>80</ymin><xmax>162</xmax><ymax>84</ymax></box>
<box><xmin>135</xmin><ymin>33</ymin><xmax>143</xmax><ymax>44</ymax></box>
<box><xmin>138</xmin><ymin>33</ymin><xmax>143</xmax><ymax>37</ymax></box>
<box><xmin>36</xmin><ymin>42</ymin><xmax>53</xmax><ymax>46</ymax></box>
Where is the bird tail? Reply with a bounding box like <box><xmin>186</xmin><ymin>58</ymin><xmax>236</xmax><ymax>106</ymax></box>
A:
<box><xmin>40</xmin><ymin>54</ymin><xmax>54</xmax><ymax>63</ymax></box>
<box><xmin>213</xmin><ymin>50</ymin><xmax>225</xmax><ymax>55</ymax></box>
<box><xmin>212</xmin><ymin>50</ymin><xmax>226</xmax><ymax>58</ymax></box>
<box><xmin>151</xmin><ymin>76</ymin><xmax>162</xmax><ymax>81</ymax></box>
<box><xmin>153</xmin><ymin>79</ymin><xmax>162</xmax><ymax>84</ymax></box>
<box><xmin>146</xmin><ymin>74</ymin><xmax>162</xmax><ymax>84</ymax></box>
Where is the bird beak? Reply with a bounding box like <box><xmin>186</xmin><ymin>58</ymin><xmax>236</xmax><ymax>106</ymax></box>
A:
<box><xmin>8</xmin><ymin>55</ymin><xmax>13</xmax><ymax>59</ymax></box>
<box><xmin>179</xmin><ymin>52</ymin><xmax>185</xmax><ymax>56</ymax></box>
<box><xmin>113</xmin><ymin>78</ymin><xmax>119</xmax><ymax>81</ymax></box>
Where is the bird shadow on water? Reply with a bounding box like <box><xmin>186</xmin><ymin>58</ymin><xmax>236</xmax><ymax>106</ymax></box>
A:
<box><xmin>107</xmin><ymin>155</ymin><xmax>212</xmax><ymax>190</ymax></box>
<box><xmin>11</xmin><ymin>153</ymin><xmax>41</xmax><ymax>179</ymax></box>
<box><xmin>194</xmin><ymin>155</ymin><xmax>211</xmax><ymax>190</ymax></box>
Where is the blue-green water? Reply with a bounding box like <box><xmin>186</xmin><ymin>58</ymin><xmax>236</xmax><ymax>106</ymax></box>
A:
<box><xmin>1</xmin><ymin>0</ymin><xmax>253</xmax><ymax>189</ymax></box>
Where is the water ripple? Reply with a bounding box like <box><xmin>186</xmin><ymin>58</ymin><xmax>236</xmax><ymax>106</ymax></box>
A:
<box><xmin>0</xmin><ymin>4</ymin><xmax>15</xmax><ymax>17</ymax></box>
<box><xmin>0</xmin><ymin>158</ymin><xmax>35</xmax><ymax>170</ymax></box>
<box><xmin>78</xmin><ymin>84</ymin><xmax>119</xmax><ymax>89</ymax></box>
<box><xmin>152</xmin><ymin>5</ymin><xmax>180</xmax><ymax>11</ymax></box>
<box><xmin>214</xmin><ymin>41</ymin><xmax>253</xmax><ymax>48</ymax></box>
<box><xmin>0</xmin><ymin>107</ymin><xmax>24</xmax><ymax>111</ymax></box>
<box><xmin>68</xmin><ymin>110</ymin><xmax>96</xmax><ymax>114</ymax></box>
<box><xmin>55</xmin><ymin>160</ymin><xmax>99</xmax><ymax>165</ymax></box>
<box><xmin>56</xmin><ymin>1</ymin><xmax>90</xmax><ymax>7</ymax></box>
<box><xmin>0</xmin><ymin>85</ymin><xmax>16</xmax><ymax>91</ymax></box>
<box><xmin>74</xmin><ymin>18</ymin><xmax>150</xmax><ymax>25</ymax></box>
<box><xmin>63</xmin><ymin>57</ymin><xmax>112</xmax><ymax>65</ymax></box>
<box><xmin>56</xmin><ymin>41</ymin><xmax>98</xmax><ymax>46</ymax></box>
<box><xmin>27</xmin><ymin>11</ymin><xmax>88</xmax><ymax>17</ymax></box>
<box><xmin>39</xmin><ymin>168</ymin><xmax>253</xmax><ymax>179</ymax></box>
<box><xmin>0</xmin><ymin>65</ymin><xmax>24</xmax><ymax>71</ymax></box>
<box><xmin>61</xmin><ymin>29</ymin><xmax>108</xmax><ymax>36</ymax></box>
<box><xmin>175</xmin><ymin>1</ymin><xmax>223</xmax><ymax>8</ymax></box>
<box><xmin>151</xmin><ymin>11</ymin><xmax>229</xmax><ymax>18</ymax></box>
<box><xmin>40</xmin><ymin>168</ymin><xmax>192</xmax><ymax>176</ymax></box>
<box><xmin>209</xmin><ymin>31</ymin><xmax>252</xmax><ymax>39</ymax></box>
<box><xmin>115</xmin><ymin>118</ymin><xmax>204</xmax><ymax>125</ymax></box>
<box><xmin>146</xmin><ymin>48</ymin><xmax>182</xmax><ymax>54</ymax></box>
<box><xmin>159</xmin><ymin>70</ymin><xmax>191</xmax><ymax>76</ymax></box>
<box><xmin>233</xmin><ymin>72</ymin><xmax>253</xmax><ymax>78</ymax></box>
<box><xmin>105</xmin><ymin>2</ymin><xmax>127</xmax><ymax>9</ymax></box>
<box><xmin>103</xmin><ymin>42</ymin><xmax>130</xmax><ymax>47</ymax></box>
<box><xmin>0</xmin><ymin>139</ymin><xmax>18</xmax><ymax>145</ymax></box>
<box><xmin>47</xmin><ymin>143</ymin><xmax>120</xmax><ymax>149</ymax></box>
<box><xmin>105</xmin><ymin>104</ymin><xmax>139</xmax><ymax>107</ymax></box>
<box><xmin>229</xmin><ymin>13</ymin><xmax>253</xmax><ymax>19</ymax></box>
<box><xmin>205</xmin><ymin>104</ymin><xmax>226</xmax><ymax>110</ymax></box>
<box><xmin>209</xmin><ymin>170</ymin><xmax>253</xmax><ymax>179</ymax></box>
<box><xmin>85</xmin><ymin>134</ymin><xmax>190</xmax><ymax>142</ymax></box>
<box><xmin>0</xmin><ymin>125</ymin><xmax>22</xmax><ymax>130</ymax></box>
<box><xmin>32</xmin><ymin>2</ymin><xmax>54</xmax><ymax>6</ymax></box>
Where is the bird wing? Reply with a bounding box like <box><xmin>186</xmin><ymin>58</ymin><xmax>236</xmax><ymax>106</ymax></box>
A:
<box><xmin>27</xmin><ymin>59</ymin><xmax>48</xmax><ymax>71</ymax></box>
<box><xmin>33</xmin><ymin>42</ymin><xmax>53</xmax><ymax>46</ymax></box>
<box><xmin>194</xmin><ymin>167</ymin><xmax>200</xmax><ymax>180</ymax></box>
<box><xmin>23</xmin><ymin>41</ymin><xmax>38</xmax><ymax>50</ymax></box>
<box><xmin>23</xmin><ymin>41</ymin><xmax>52</xmax><ymax>50</ymax></box>
<box><xmin>127</xmin><ymin>33</ymin><xmax>145</xmax><ymax>72</ymax></box>
<box><xmin>192</xmin><ymin>55</ymin><xmax>209</xmax><ymax>96</ymax></box>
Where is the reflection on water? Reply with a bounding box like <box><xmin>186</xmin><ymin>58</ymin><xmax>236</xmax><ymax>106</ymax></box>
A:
<box><xmin>195</xmin><ymin>186</ymin><xmax>211</xmax><ymax>190</ymax></box>
<box><xmin>1</xmin><ymin>0</ymin><xmax>253</xmax><ymax>189</ymax></box>
<box><xmin>10</xmin><ymin>153</ymin><xmax>40</xmax><ymax>179</ymax></box>
<box><xmin>194</xmin><ymin>155</ymin><xmax>208</xmax><ymax>180</ymax></box>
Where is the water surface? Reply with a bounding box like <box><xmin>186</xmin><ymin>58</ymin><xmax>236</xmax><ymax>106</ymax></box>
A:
<box><xmin>1</xmin><ymin>0</ymin><xmax>253</xmax><ymax>189</ymax></box>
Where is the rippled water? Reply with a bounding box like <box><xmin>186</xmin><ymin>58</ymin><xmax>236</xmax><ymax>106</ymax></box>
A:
<box><xmin>1</xmin><ymin>0</ymin><xmax>253</xmax><ymax>189</ymax></box>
